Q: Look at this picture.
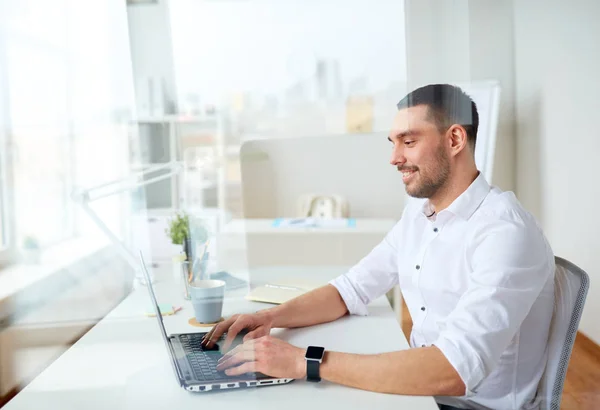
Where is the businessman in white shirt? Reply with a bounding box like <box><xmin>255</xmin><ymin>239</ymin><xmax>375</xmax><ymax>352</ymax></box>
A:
<box><xmin>205</xmin><ymin>84</ymin><xmax>555</xmax><ymax>410</ymax></box>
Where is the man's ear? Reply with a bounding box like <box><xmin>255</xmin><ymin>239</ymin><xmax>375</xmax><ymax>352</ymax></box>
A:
<box><xmin>447</xmin><ymin>125</ymin><xmax>468</xmax><ymax>157</ymax></box>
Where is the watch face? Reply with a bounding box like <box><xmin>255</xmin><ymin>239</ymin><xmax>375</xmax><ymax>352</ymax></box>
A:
<box><xmin>306</xmin><ymin>346</ymin><xmax>325</xmax><ymax>360</ymax></box>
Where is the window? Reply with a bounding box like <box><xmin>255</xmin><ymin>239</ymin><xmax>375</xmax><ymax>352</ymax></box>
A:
<box><xmin>7</xmin><ymin>41</ymin><xmax>73</xmax><ymax>247</ymax></box>
<box><xmin>2</xmin><ymin>2</ymin><xmax>73</xmax><ymax>248</ymax></box>
<box><xmin>169</xmin><ymin>0</ymin><xmax>407</xmax><ymax>137</ymax></box>
<box><xmin>0</xmin><ymin>32</ymin><xmax>14</xmax><ymax>262</ymax></box>
<box><xmin>0</xmin><ymin>0</ymin><xmax>136</xmax><ymax>251</ymax></box>
<box><xmin>0</xmin><ymin>144</ymin><xmax>7</xmax><ymax>251</ymax></box>
<box><xmin>0</xmin><ymin>0</ymin><xmax>137</xmax><ymax>398</ymax></box>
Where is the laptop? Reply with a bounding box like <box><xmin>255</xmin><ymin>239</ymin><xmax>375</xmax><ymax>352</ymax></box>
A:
<box><xmin>139</xmin><ymin>251</ymin><xmax>294</xmax><ymax>392</ymax></box>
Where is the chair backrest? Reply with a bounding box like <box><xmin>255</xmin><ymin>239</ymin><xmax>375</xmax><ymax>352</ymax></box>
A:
<box><xmin>537</xmin><ymin>256</ymin><xmax>590</xmax><ymax>410</ymax></box>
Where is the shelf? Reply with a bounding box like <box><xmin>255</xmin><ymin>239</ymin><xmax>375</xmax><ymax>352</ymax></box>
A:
<box><xmin>134</xmin><ymin>115</ymin><xmax>219</xmax><ymax>124</ymax></box>
<box><xmin>129</xmin><ymin>112</ymin><xmax>231</xmax><ymax>212</ymax></box>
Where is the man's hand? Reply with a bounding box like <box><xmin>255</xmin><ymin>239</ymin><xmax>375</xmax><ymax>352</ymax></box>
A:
<box><xmin>201</xmin><ymin>311</ymin><xmax>274</xmax><ymax>352</ymax></box>
<box><xmin>216</xmin><ymin>335</ymin><xmax>306</xmax><ymax>379</ymax></box>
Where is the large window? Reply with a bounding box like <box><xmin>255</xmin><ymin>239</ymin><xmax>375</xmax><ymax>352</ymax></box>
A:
<box><xmin>2</xmin><ymin>2</ymin><xmax>73</xmax><ymax>248</ymax></box>
<box><xmin>0</xmin><ymin>0</ymin><xmax>137</xmax><ymax>399</ymax></box>
<box><xmin>169</xmin><ymin>0</ymin><xmax>407</xmax><ymax>137</ymax></box>
<box><xmin>0</xmin><ymin>31</ymin><xmax>12</xmax><ymax>260</ymax></box>
<box><xmin>7</xmin><ymin>41</ymin><xmax>73</xmax><ymax>247</ymax></box>
<box><xmin>0</xmin><ymin>144</ymin><xmax>7</xmax><ymax>252</ymax></box>
<box><xmin>0</xmin><ymin>0</ymin><xmax>136</xmax><ymax>252</ymax></box>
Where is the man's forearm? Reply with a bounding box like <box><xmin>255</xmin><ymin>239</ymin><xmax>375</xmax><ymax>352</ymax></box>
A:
<box><xmin>320</xmin><ymin>346</ymin><xmax>465</xmax><ymax>396</ymax></box>
<box><xmin>264</xmin><ymin>284</ymin><xmax>348</xmax><ymax>328</ymax></box>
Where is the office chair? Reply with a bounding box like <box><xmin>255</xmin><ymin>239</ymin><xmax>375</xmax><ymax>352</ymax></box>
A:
<box><xmin>537</xmin><ymin>256</ymin><xmax>590</xmax><ymax>410</ymax></box>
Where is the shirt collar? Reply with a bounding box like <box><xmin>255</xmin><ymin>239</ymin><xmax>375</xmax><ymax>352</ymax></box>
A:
<box><xmin>418</xmin><ymin>172</ymin><xmax>491</xmax><ymax>221</ymax></box>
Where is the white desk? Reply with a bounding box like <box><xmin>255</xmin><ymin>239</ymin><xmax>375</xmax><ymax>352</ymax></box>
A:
<box><xmin>3</xmin><ymin>266</ymin><xmax>436</xmax><ymax>410</ymax></box>
<box><xmin>216</xmin><ymin>218</ymin><xmax>396</xmax><ymax>269</ymax></box>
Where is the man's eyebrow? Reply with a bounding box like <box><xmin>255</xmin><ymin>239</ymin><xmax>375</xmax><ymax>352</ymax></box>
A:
<box><xmin>388</xmin><ymin>130</ymin><xmax>417</xmax><ymax>142</ymax></box>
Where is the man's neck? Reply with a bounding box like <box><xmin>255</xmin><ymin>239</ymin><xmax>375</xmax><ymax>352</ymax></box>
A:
<box><xmin>428</xmin><ymin>168</ymin><xmax>480</xmax><ymax>213</ymax></box>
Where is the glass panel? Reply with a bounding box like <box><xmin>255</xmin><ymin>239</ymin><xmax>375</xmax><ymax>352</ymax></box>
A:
<box><xmin>0</xmin><ymin>0</ymin><xmax>138</xmax><ymax>402</ymax></box>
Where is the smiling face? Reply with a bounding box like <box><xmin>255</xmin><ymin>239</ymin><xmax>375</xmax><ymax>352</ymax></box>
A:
<box><xmin>388</xmin><ymin>105</ymin><xmax>451</xmax><ymax>199</ymax></box>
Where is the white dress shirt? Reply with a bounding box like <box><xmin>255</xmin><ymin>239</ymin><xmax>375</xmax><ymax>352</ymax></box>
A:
<box><xmin>330</xmin><ymin>173</ymin><xmax>555</xmax><ymax>410</ymax></box>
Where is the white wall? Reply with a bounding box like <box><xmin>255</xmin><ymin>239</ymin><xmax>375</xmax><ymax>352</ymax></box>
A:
<box><xmin>513</xmin><ymin>0</ymin><xmax>600</xmax><ymax>344</ymax></box>
<box><xmin>240</xmin><ymin>134</ymin><xmax>406</xmax><ymax>219</ymax></box>
<box><xmin>404</xmin><ymin>0</ymin><xmax>516</xmax><ymax>192</ymax></box>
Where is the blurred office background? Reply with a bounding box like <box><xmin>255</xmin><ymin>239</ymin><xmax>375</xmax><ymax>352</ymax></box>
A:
<box><xmin>0</xmin><ymin>0</ymin><xmax>599</xmax><ymax>408</ymax></box>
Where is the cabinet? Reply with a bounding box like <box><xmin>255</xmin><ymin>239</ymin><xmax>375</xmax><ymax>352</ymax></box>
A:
<box><xmin>126</xmin><ymin>114</ymin><xmax>243</xmax><ymax>262</ymax></box>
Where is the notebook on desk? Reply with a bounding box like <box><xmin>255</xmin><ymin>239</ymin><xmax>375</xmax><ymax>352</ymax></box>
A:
<box><xmin>245</xmin><ymin>280</ymin><xmax>321</xmax><ymax>304</ymax></box>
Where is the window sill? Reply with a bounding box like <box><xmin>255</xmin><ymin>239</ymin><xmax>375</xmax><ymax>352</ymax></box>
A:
<box><xmin>0</xmin><ymin>236</ymin><xmax>111</xmax><ymax>303</ymax></box>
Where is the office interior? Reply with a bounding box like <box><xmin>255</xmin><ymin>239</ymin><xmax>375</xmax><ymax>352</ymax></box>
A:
<box><xmin>0</xmin><ymin>0</ymin><xmax>598</xmax><ymax>408</ymax></box>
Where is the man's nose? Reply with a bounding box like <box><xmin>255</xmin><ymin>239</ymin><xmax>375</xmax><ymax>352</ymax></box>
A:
<box><xmin>390</xmin><ymin>145</ymin><xmax>406</xmax><ymax>166</ymax></box>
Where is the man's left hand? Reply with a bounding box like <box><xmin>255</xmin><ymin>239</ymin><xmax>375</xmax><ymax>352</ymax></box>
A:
<box><xmin>216</xmin><ymin>335</ymin><xmax>306</xmax><ymax>379</ymax></box>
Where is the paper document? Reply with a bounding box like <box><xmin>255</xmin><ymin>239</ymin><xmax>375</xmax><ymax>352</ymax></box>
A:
<box><xmin>245</xmin><ymin>280</ymin><xmax>322</xmax><ymax>305</ymax></box>
<box><xmin>272</xmin><ymin>218</ymin><xmax>356</xmax><ymax>228</ymax></box>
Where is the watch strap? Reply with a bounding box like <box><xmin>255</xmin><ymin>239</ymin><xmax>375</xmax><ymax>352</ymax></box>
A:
<box><xmin>306</xmin><ymin>358</ymin><xmax>321</xmax><ymax>382</ymax></box>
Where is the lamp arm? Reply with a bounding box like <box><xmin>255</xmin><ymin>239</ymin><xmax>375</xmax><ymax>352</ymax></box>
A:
<box><xmin>71</xmin><ymin>162</ymin><xmax>184</xmax><ymax>284</ymax></box>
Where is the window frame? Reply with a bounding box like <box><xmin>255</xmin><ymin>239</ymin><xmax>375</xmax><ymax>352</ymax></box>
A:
<box><xmin>0</xmin><ymin>30</ymin><xmax>17</xmax><ymax>267</ymax></box>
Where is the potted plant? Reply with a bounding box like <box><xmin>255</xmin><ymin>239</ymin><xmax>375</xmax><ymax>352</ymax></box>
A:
<box><xmin>21</xmin><ymin>235</ymin><xmax>41</xmax><ymax>264</ymax></box>
<box><xmin>166</xmin><ymin>212</ymin><xmax>210</xmax><ymax>285</ymax></box>
<box><xmin>165</xmin><ymin>212</ymin><xmax>210</xmax><ymax>257</ymax></box>
<box><xmin>165</xmin><ymin>212</ymin><xmax>192</xmax><ymax>259</ymax></box>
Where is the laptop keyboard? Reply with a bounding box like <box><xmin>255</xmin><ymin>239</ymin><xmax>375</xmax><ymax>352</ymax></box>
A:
<box><xmin>179</xmin><ymin>333</ymin><xmax>228</xmax><ymax>381</ymax></box>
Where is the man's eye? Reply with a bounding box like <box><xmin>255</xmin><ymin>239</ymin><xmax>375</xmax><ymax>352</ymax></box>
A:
<box><xmin>404</xmin><ymin>140</ymin><xmax>415</xmax><ymax>146</ymax></box>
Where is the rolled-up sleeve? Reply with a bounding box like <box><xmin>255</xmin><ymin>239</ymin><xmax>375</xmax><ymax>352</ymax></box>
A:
<box><xmin>433</xmin><ymin>213</ymin><xmax>554</xmax><ymax>396</ymax></box>
<box><xmin>329</xmin><ymin>221</ymin><xmax>401</xmax><ymax>316</ymax></box>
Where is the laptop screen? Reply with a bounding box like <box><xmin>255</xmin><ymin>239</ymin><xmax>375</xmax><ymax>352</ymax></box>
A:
<box><xmin>138</xmin><ymin>250</ymin><xmax>183</xmax><ymax>384</ymax></box>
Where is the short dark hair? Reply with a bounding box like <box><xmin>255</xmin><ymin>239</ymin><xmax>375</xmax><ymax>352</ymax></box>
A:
<box><xmin>396</xmin><ymin>84</ymin><xmax>479</xmax><ymax>149</ymax></box>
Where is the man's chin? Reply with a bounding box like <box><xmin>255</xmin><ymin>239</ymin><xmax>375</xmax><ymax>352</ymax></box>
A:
<box><xmin>405</xmin><ymin>184</ymin><xmax>426</xmax><ymax>199</ymax></box>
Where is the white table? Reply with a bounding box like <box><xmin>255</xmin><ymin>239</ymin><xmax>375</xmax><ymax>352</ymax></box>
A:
<box><xmin>216</xmin><ymin>218</ymin><xmax>396</xmax><ymax>268</ymax></box>
<box><xmin>3</xmin><ymin>266</ymin><xmax>436</xmax><ymax>410</ymax></box>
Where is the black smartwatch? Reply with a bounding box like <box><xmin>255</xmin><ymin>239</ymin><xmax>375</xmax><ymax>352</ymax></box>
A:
<box><xmin>304</xmin><ymin>346</ymin><xmax>325</xmax><ymax>382</ymax></box>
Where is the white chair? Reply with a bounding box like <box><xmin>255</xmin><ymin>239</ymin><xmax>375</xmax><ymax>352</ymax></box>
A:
<box><xmin>537</xmin><ymin>256</ymin><xmax>590</xmax><ymax>410</ymax></box>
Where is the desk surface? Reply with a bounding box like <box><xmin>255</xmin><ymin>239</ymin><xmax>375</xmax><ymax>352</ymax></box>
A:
<box><xmin>221</xmin><ymin>218</ymin><xmax>397</xmax><ymax>234</ymax></box>
<box><xmin>4</xmin><ymin>266</ymin><xmax>437</xmax><ymax>410</ymax></box>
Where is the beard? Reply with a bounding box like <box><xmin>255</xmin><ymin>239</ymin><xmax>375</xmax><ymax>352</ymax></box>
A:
<box><xmin>403</xmin><ymin>144</ymin><xmax>450</xmax><ymax>199</ymax></box>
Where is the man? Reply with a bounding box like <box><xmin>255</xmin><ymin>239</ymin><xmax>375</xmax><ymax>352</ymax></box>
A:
<box><xmin>203</xmin><ymin>84</ymin><xmax>555</xmax><ymax>410</ymax></box>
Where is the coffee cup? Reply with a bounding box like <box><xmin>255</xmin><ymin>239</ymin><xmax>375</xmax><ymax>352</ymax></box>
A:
<box><xmin>189</xmin><ymin>279</ymin><xmax>225</xmax><ymax>323</ymax></box>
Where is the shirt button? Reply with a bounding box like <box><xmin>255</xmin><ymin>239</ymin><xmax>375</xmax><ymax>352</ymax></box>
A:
<box><xmin>421</xmin><ymin>306</ymin><xmax>426</xmax><ymax>311</ymax></box>
<box><xmin>433</xmin><ymin>227</ymin><xmax>438</xmax><ymax>233</ymax></box>
<box><xmin>415</xmin><ymin>264</ymin><xmax>420</xmax><ymax>270</ymax></box>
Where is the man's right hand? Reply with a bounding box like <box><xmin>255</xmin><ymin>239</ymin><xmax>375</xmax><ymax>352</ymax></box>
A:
<box><xmin>201</xmin><ymin>310</ymin><xmax>274</xmax><ymax>352</ymax></box>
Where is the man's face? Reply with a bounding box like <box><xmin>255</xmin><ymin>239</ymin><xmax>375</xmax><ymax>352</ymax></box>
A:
<box><xmin>388</xmin><ymin>105</ymin><xmax>450</xmax><ymax>199</ymax></box>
